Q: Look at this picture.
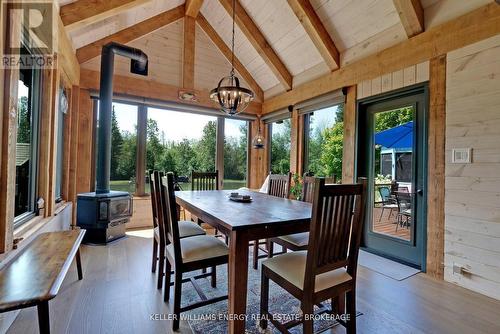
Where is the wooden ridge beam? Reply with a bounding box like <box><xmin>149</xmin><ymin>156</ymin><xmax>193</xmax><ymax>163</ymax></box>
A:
<box><xmin>287</xmin><ymin>0</ymin><xmax>339</xmax><ymax>70</ymax></box>
<box><xmin>263</xmin><ymin>3</ymin><xmax>500</xmax><ymax>114</ymax></box>
<box><xmin>79</xmin><ymin>69</ymin><xmax>262</xmax><ymax>114</ymax></box>
<box><xmin>186</xmin><ymin>0</ymin><xmax>204</xmax><ymax>18</ymax></box>
<box><xmin>60</xmin><ymin>0</ymin><xmax>150</xmax><ymax>31</ymax></box>
<box><xmin>393</xmin><ymin>0</ymin><xmax>425</xmax><ymax>38</ymax></box>
<box><xmin>197</xmin><ymin>14</ymin><xmax>264</xmax><ymax>101</ymax></box>
<box><xmin>76</xmin><ymin>5</ymin><xmax>184</xmax><ymax>63</ymax></box>
<box><xmin>183</xmin><ymin>16</ymin><xmax>196</xmax><ymax>89</ymax></box>
<box><xmin>219</xmin><ymin>0</ymin><xmax>293</xmax><ymax>90</ymax></box>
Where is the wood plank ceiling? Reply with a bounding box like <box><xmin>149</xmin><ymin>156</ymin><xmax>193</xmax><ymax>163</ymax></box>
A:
<box><xmin>61</xmin><ymin>0</ymin><xmax>494</xmax><ymax>104</ymax></box>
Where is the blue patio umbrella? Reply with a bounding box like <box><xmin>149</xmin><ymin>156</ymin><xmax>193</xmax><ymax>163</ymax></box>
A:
<box><xmin>375</xmin><ymin>121</ymin><xmax>413</xmax><ymax>149</ymax></box>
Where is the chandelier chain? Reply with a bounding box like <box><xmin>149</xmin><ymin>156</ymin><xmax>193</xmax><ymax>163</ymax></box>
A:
<box><xmin>231</xmin><ymin>0</ymin><xmax>236</xmax><ymax>77</ymax></box>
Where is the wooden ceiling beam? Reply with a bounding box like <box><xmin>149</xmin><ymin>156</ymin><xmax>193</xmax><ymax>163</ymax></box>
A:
<box><xmin>262</xmin><ymin>3</ymin><xmax>500</xmax><ymax>113</ymax></box>
<box><xmin>197</xmin><ymin>14</ymin><xmax>264</xmax><ymax>101</ymax></box>
<box><xmin>219</xmin><ymin>0</ymin><xmax>293</xmax><ymax>90</ymax></box>
<box><xmin>183</xmin><ymin>16</ymin><xmax>196</xmax><ymax>89</ymax></box>
<box><xmin>185</xmin><ymin>0</ymin><xmax>204</xmax><ymax>18</ymax></box>
<box><xmin>287</xmin><ymin>0</ymin><xmax>339</xmax><ymax>70</ymax></box>
<box><xmin>79</xmin><ymin>69</ymin><xmax>262</xmax><ymax>114</ymax></box>
<box><xmin>76</xmin><ymin>5</ymin><xmax>184</xmax><ymax>63</ymax></box>
<box><xmin>393</xmin><ymin>0</ymin><xmax>425</xmax><ymax>38</ymax></box>
<box><xmin>60</xmin><ymin>0</ymin><xmax>150</xmax><ymax>31</ymax></box>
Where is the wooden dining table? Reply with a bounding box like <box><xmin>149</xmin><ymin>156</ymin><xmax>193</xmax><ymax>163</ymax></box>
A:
<box><xmin>175</xmin><ymin>189</ymin><xmax>312</xmax><ymax>333</ymax></box>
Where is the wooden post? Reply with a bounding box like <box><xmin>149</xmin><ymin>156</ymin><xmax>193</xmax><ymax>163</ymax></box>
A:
<box><xmin>290</xmin><ymin>109</ymin><xmax>304</xmax><ymax>175</ymax></box>
<box><xmin>248</xmin><ymin>119</ymin><xmax>268</xmax><ymax>189</ymax></box>
<box><xmin>68</xmin><ymin>86</ymin><xmax>80</xmax><ymax>225</ymax></box>
<box><xmin>342</xmin><ymin>85</ymin><xmax>357</xmax><ymax>184</ymax></box>
<box><xmin>426</xmin><ymin>55</ymin><xmax>446</xmax><ymax>279</ymax></box>
<box><xmin>216</xmin><ymin>117</ymin><xmax>225</xmax><ymax>189</ymax></box>
<box><xmin>75</xmin><ymin>89</ymin><xmax>94</xmax><ymax>194</ymax></box>
<box><xmin>135</xmin><ymin>105</ymin><xmax>147</xmax><ymax>196</ymax></box>
<box><xmin>0</xmin><ymin>1</ymin><xmax>21</xmax><ymax>253</ymax></box>
<box><xmin>183</xmin><ymin>15</ymin><xmax>195</xmax><ymax>89</ymax></box>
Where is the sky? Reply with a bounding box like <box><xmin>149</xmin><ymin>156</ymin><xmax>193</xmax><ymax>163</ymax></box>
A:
<box><xmin>309</xmin><ymin>105</ymin><xmax>339</xmax><ymax>135</ymax></box>
<box><xmin>113</xmin><ymin>103</ymin><xmax>246</xmax><ymax>141</ymax></box>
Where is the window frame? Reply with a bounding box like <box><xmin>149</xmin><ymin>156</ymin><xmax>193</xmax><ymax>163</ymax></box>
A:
<box><xmin>267</xmin><ymin>117</ymin><xmax>292</xmax><ymax>175</ymax></box>
<box><xmin>14</xmin><ymin>65</ymin><xmax>42</xmax><ymax>227</ymax></box>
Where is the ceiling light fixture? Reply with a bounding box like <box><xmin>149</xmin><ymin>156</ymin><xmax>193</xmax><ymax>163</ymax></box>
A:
<box><xmin>209</xmin><ymin>0</ymin><xmax>254</xmax><ymax>115</ymax></box>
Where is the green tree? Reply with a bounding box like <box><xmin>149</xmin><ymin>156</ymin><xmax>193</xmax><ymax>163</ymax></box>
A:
<box><xmin>270</xmin><ymin>119</ymin><xmax>291</xmax><ymax>174</ymax></box>
<box><xmin>196</xmin><ymin>121</ymin><xmax>216</xmax><ymax>172</ymax></box>
<box><xmin>116</xmin><ymin>131</ymin><xmax>136</xmax><ymax>180</ymax></box>
<box><xmin>146</xmin><ymin>118</ymin><xmax>164</xmax><ymax>172</ymax></box>
<box><xmin>110</xmin><ymin>108</ymin><xmax>123</xmax><ymax>180</ymax></box>
<box><xmin>320</xmin><ymin>122</ymin><xmax>344</xmax><ymax>179</ymax></box>
<box><xmin>17</xmin><ymin>96</ymin><xmax>30</xmax><ymax>143</ymax></box>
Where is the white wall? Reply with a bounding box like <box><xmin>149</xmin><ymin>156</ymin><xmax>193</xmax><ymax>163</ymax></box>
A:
<box><xmin>444</xmin><ymin>34</ymin><xmax>500</xmax><ymax>300</ymax></box>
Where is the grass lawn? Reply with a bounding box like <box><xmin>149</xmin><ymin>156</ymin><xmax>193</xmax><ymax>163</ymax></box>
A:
<box><xmin>109</xmin><ymin>179</ymin><xmax>247</xmax><ymax>194</ymax></box>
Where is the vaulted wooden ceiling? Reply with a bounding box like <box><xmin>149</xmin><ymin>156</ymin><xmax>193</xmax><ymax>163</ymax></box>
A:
<box><xmin>58</xmin><ymin>0</ymin><xmax>493</xmax><ymax>103</ymax></box>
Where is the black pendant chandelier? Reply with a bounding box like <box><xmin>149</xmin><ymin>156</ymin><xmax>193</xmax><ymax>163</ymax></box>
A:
<box><xmin>210</xmin><ymin>0</ymin><xmax>254</xmax><ymax>115</ymax></box>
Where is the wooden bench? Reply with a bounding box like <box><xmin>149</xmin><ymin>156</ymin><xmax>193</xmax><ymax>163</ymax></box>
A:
<box><xmin>0</xmin><ymin>229</ymin><xmax>85</xmax><ymax>334</ymax></box>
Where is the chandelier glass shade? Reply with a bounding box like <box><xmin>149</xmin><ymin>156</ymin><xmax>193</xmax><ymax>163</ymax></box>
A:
<box><xmin>210</xmin><ymin>0</ymin><xmax>254</xmax><ymax>115</ymax></box>
<box><xmin>252</xmin><ymin>119</ymin><xmax>265</xmax><ymax>149</ymax></box>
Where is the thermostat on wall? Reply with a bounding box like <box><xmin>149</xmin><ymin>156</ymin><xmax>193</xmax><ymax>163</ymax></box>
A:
<box><xmin>452</xmin><ymin>148</ymin><xmax>472</xmax><ymax>163</ymax></box>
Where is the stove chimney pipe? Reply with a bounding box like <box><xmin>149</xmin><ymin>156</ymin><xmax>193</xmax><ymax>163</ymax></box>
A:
<box><xmin>96</xmin><ymin>42</ymin><xmax>148</xmax><ymax>194</ymax></box>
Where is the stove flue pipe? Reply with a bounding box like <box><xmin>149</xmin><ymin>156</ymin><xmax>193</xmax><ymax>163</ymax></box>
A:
<box><xmin>96</xmin><ymin>42</ymin><xmax>148</xmax><ymax>194</ymax></box>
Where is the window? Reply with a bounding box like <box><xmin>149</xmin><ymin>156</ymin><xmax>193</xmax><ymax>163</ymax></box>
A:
<box><xmin>224</xmin><ymin>119</ymin><xmax>248</xmax><ymax>189</ymax></box>
<box><xmin>55</xmin><ymin>87</ymin><xmax>68</xmax><ymax>202</ymax></box>
<box><xmin>15</xmin><ymin>65</ymin><xmax>41</xmax><ymax>223</ymax></box>
<box><xmin>108</xmin><ymin>102</ymin><xmax>138</xmax><ymax>193</ymax></box>
<box><xmin>147</xmin><ymin>107</ymin><xmax>217</xmax><ymax>191</ymax></box>
<box><xmin>304</xmin><ymin>104</ymin><xmax>343</xmax><ymax>179</ymax></box>
<box><xmin>269</xmin><ymin>118</ymin><xmax>291</xmax><ymax>174</ymax></box>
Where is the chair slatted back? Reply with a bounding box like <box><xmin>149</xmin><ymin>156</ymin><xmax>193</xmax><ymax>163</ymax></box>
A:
<box><xmin>161</xmin><ymin>172</ymin><xmax>183</xmax><ymax>265</ymax></box>
<box><xmin>151</xmin><ymin>171</ymin><xmax>166</xmax><ymax>243</ymax></box>
<box><xmin>191</xmin><ymin>171</ymin><xmax>219</xmax><ymax>191</ymax></box>
<box><xmin>301</xmin><ymin>175</ymin><xmax>336</xmax><ymax>203</ymax></box>
<box><xmin>268</xmin><ymin>172</ymin><xmax>292</xmax><ymax>199</ymax></box>
<box><xmin>304</xmin><ymin>178</ymin><xmax>367</xmax><ymax>292</ymax></box>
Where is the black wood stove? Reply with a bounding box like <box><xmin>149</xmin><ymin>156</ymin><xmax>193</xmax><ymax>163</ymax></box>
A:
<box><xmin>77</xmin><ymin>42</ymin><xmax>148</xmax><ymax>244</ymax></box>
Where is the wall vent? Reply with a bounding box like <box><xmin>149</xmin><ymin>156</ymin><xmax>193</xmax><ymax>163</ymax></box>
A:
<box><xmin>452</xmin><ymin>148</ymin><xmax>472</xmax><ymax>164</ymax></box>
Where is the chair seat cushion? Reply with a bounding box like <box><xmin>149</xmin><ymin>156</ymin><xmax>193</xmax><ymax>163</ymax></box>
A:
<box><xmin>167</xmin><ymin>235</ymin><xmax>228</xmax><ymax>263</ymax></box>
<box><xmin>154</xmin><ymin>221</ymin><xmax>206</xmax><ymax>240</ymax></box>
<box><xmin>262</xmin><ymin>251</ymin><xmax>352</xmax><ymax>293</ymax></box>
<box><xmin>278</xmin><ymin>232</ymin><xmax>309</xmax><ymax>247</ymax></box>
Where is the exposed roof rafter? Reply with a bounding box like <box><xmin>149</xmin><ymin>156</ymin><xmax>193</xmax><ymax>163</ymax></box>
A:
<box><xmin>287</xmin><ymin>0</ymin><xmax>339</xmax><ymax>70</ymax></box>
<box><xmin>393</xmin><ymin>0</ymin><xmax>425</xmax><ymax>38</ymax></box>
<box><xmin>186</xmin><ymin>0</ymin><xmax>204</xmax><ymax>18</ymax></box>
<box><xmin>76</xmin><ymin>5</ymin><xmax>185</xmax><ymax>63</ymax></box>
<box><xmin>197</xmin><ymin>14</ymin><xmax>264</xmax><ymax>101</ymax></box>
<box><xmin>60</xmin><ymin>0</ymin><xmax>150</xmax><ymax>31</ymax></box>
<box><xmin>219</xmin><ymin>0</ymin><xmax>293</xmax><ymax>90</ymax></box>
<box><xmin>183</xmin><ymin>16</ymin><xmax>196</xmax><ymax>89</ymax></box>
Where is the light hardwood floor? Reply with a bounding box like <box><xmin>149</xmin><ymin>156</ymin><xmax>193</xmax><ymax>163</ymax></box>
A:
<box><xmin>7</xmin><ymin>229</ymin><xmax>500</xmax><ymax>334</ymax></box>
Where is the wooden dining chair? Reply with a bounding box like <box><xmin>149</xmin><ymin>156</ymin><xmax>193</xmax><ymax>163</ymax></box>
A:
<box><xmin>150</xmin><ymin>171</ymin><xmax>206</xmax><ymax>290</ymax></box>
<box><xmin>260</xmin><ymin>178</ymin><xmax>367</xmax><ymax>334</ymax></box>
<box><xmin>161</xmin><ymin>172</ymin><xmax>229</xmax><ymax>331</ymax></box>
<box><xmin>267</xmin><ymin>175</ymin><xmax>336</xmax><ymax>259</ymax></box>
<box><xmin>190</xmin><ymin>170</ymin><xmax>228</xmax><ymax>243</ymax></box>
<box><xmin>252</xmin><ymin>172</ymin><xmax>292</xmax><ymax>270</ymax></box>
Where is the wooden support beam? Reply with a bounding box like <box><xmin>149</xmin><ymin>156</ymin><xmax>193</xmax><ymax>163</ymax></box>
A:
<box><xmin>263</xmin><ymin>3</ymin><xmax>500</xmax><ymax>114</ymax></box>
<box><xmin>79</xmin><ymin>69</ymin><xmax>262</xmax><ymax>114</ymax></box>
<box><xmin>426</xmin><ymin>55</ymin><xmax>446</xmax><ymax>279</ymax></box>
<box><xmin>183</xmin><ymin>16</ymin><xmax>196</xmax><ymax>89</ymax></box>
<box><xmin>68</xmin><ymin>86</ymin><xmax>80</xmax><ymax>225</ymax></box>
<box><xmin>57</xmin><ymin>17</ymin><xmax>80</xmax><ymax>85</ymax></box>
<box><xmin>75</xmin><ymin>89</ymin><xmax>94</xmax><ymax>194</ymax></box>
<box><xmin>342</xmin><ymin>86</ymin><xmax>356</xmax><ymax>184</ymax></box>
<box><xmin>287</xmin><ymin>0</ymin><xmax>339</xmax><ymax>70</ymax></box>
<box><xmin>76</xmin><ymin>5</ymin><xmax>184</xmax><ymax>63</ymax></box>
<box><xmin>185</xmin><ymin>0</ymin><xmax>204</xmax><ymax>18</ymax></box>
<box><xmin>197</xmin><ymin>14</ymin><xmax>263</xmax><ymax>101</ymax></box>
<box><xmin>248</xmin><ymin>119</ymin><xmax>269</xmax><ymax>189</ymax></box>
<box><xmin>393</xmin><ymin>0</ymin><xmax>425</xmax><ymax>38</ymax></box>
<box><xmin>219</xmin><ymin>0</ymin><xmax>293</xmax><ymax>90</ymax></box>
<box><xmin>60</xmin><ymin>0</ymin><xmax>150</xmax><ymax>31</ymax></box>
